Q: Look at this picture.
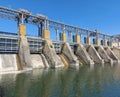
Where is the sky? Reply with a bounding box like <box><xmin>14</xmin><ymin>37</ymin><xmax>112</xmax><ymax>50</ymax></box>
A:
<box><xmin>0</xmin><ymin>0</ymin><xmax>120</xmax><ymax>36</ymax></box>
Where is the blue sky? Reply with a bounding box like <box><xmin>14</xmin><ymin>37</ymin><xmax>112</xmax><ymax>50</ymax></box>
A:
<box><xmin>0</xmin><ymin>0</ymin><xmax>120</xmax><ymax>36</ymax></box>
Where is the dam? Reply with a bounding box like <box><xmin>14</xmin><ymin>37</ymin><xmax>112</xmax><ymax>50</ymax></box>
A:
<box><xmin>0</xmin><ymin>6</ymin><xmax>120</xmax><ymax>73</ymax></box>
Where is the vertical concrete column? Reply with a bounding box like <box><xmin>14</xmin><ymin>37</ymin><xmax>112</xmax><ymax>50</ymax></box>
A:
<box><xmin>87</xmin><ymin>37</ymin><xmax>91</xmax><ymax>45</ymax></box>
<box><xmin>103</xmin><ymin>36</ymin><xmax>108</xmax><ymax>47</ymax></box>
<box><xmin>109</xmin><ymin>37</ymin><xmax>113</xmax><ymax>47</ymax></box>
<box><xmin>96</xmin><ymin>39</ymin><xmax>100</xmax><ymax>45</ymax></box>
<box><xmin>19</xmin><ymin>24</ymin><xmax>26</xmax><ymax>36</ymax></box>
<box><xmin>73</xmin><ymin>35</ymin><xmax>80</xmax><ymax>43</ymax></box>
<box><xmin>60</xmin><ymin>32</ymin><xmax>66</xmax><ymax>42</ymax></box>
<box><xmin>96</xmin><ymin>34</ymin><xmax>100</xmax><ymax>45</ymax></box>
<box><xmin>19</xmin><ymin>24</ymin><xmax>32</xmax><ymax>69</ymax></box>
<box><xmin>95</xmin><ymin>30</ymin><xmax>100</xmax><ymax>45</ymax></box>
<box><xmin>104</xmin><ymin>40</ymin><xmax>108</xmax><ymax>47</ymax></box>
<box><xmin>62</xmin><ymin>43</ymin><xmax>79</xmax><ymax>68</ymax></box>
<box><xmin>43</xmin><ymin>29</ymin><xmax>50</xmax><ymax>40</ymax></box>
<box><xmin>43</xmin><ymin>30</ymin><xmax>64</xmax><ymax>68</ymax></box>
<box><xmin>86</xmin><ymin>32</ymin><xmax>91</xmax><ymax>45</ymax></box>
<box><xmin>43</xmin><ymin>40</ymin><xmax>64</xmax><ymax>68</ymax></box>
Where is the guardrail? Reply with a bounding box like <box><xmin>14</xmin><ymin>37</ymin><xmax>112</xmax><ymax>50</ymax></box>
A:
<box><xmin>0</xmin><ymin>34</ymin><xmax>19</xmax><ymax>53</ymax></box>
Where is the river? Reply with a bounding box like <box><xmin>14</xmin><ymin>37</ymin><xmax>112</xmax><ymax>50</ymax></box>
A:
<box><xmin>0</xmin><ymin>64</ymin><xmax>120</xmax><ymax>97</ymax></box>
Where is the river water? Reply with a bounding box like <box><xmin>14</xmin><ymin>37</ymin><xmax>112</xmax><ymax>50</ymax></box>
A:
<box><xmin>0</xmin><ymin>64</ymin><xmax>120</xmax><ymax>97</ymax></box>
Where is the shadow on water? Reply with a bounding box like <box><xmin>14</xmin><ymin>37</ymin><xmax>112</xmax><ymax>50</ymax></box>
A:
<box><xmin>0</xmin><ymin>86</ymin><xmax>5</xmax><ymax>97</ymax></box>
<box><xmin>0</xmin><ymin>64</ymin><xmax>120</xmax><ymax>97</ymax></box>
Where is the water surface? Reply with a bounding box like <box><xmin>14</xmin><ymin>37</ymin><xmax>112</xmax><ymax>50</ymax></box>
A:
<box><xmin>0</xmin><ymin>64</ymin><xmax>120</xmax><ymax>97</ymax></box>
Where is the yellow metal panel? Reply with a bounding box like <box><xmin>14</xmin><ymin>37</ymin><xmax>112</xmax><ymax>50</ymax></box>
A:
<box><xmin>76</xmin><ymin>35</ymin><xmax>80</xmax><ymax>43</ymax></box>
<box><xmin>19</xmin><ymin>24</ymin><xmax>26</xmax><ymax>36</ymax></box>
<box><xmin>73</xmin><ymin>35</ymin><xmax>80</xmax><ymax>43</ymax></box>
<box><xmin>63</xmin><ymin>33</ymin><xmax>66</xmax><ymax>42</ymax></box>
<box><xmin>87</xmin><ymin>37</ymin><xmax>91</xmax><ymax>45</ymax></box>
<box><xmin>60</xmin><ymin>33</ymin><xmax>66</xmax><ymax>42</ymax></box>
<box><xmin>96</xmin><ymin>39</ymin><xmax>100</xmax><ymax>45</ymax></box>
<box><xmin>43</xmin><ymin>30</ymin><xmax>50</xmax><ymax>39</ymax></box>
<box><xmin>105</xmin><ymin>40</ymin><xmax>108</xmax><ymax>47</ymax></box>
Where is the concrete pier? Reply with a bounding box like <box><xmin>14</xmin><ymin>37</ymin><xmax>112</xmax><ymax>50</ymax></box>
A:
<box><xmin>18</xmin><ymin>24</ymin><xmax>32</xmax><ymax>69</ymax></box>
<box><xmin>19</xmin><ymin>36</ymin><xmax>32</xmax><ymax>69</ymax></box>
<box><xmin>104</xmin><ymin>47</ymin><xmax>119</xmax><ymax>63</ymax></box>
<box><xmin>96</xmin><ymin>46</ymin><xmax>113</xmax><ymax>63</ymax></box>
<box><xmin>85</xmin><ymin>45</ymin><xmax>104</xmax><ymax>64</ymax></box>
<box><xmin>112</xmin><ymin>47</ymin><xmax>120</xmax><ymax>60</ymax></box>
<box><xmin>62</xmin><ymin>43</ymin><xmax>79</xmax><ymax>68</ymax></box>
<box><xmin>75</xmin><ymin>44</ymin><xmax>94</xmax><ymax>65</ymax></box>
<box><xmin>43</xmin><ymin>40</ymin><xmax>64</xmax><ymax>68</ymax></box>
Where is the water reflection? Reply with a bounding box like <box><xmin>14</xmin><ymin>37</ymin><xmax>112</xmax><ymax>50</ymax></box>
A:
<box><xmin>0</xmin><ymin>64</ymin><xmax>120</xmax><ymax>97</ymax></box>
<box><xmin>0</xmin><ymin>86</ymin><xmax>5</xmax><ymax>97</ymax></box>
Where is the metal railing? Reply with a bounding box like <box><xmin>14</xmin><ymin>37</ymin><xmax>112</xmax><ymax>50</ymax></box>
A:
<box><xmin>0</xmin><ymin>34</ymin><xmax>19</xmax><ymax>53</ymax></box>
<box><xmin>0</xmin><ymin>32</ymin><xmax>65</xmax><ymax>54</ymax></box>
<box><xmin>0</xmin><ymin>5</ymin><xmax>114</xmax><ymax>43</ymax></box>
<box><xmin>0</xmin><ymin>5</ymin><xmax>117</xmax><ymax>52</ymax></box>
<box><xmin>0</xmin><ymin>32</ymin><xmax>114</xmax><ymax>54</ymax></box>
<box><xmin>27</xmin><ymin>36</ymin><xmax>44</xmax><ymax>53</ymax></box>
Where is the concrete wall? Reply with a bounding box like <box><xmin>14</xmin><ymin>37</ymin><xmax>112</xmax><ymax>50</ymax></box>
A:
<box><xmin>0</xmin><ymin>54</ymin><xmax>19</xmax><ymax>72</ymax></box>
<box><xmin>31</xmin><ymin>54</ymin><xmax>45</xmax><ymax>68</ymax></box>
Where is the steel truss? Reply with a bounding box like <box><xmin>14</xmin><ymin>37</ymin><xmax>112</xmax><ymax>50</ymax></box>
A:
<box><xmin>0</xmin><ymin>6</ymin><xmax>113</xmax><ymax>39</ymax></box>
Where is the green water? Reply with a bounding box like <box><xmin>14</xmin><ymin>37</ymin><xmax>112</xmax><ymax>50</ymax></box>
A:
<box><xmin>0</xmin><ymin>64</ymin><xmax>120</xmax><ymax>97</ymax></box>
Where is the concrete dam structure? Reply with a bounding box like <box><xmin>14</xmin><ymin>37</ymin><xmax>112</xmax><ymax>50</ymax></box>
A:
<box><xmin>0</xmin><ymin>6</ymin><xmax>120</xmax><ymax>73</ymax></box>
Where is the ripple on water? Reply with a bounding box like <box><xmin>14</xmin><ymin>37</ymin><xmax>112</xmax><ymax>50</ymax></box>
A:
<box><xmin>0</xmin><ymin>64</ymin><xmax>120</xmax><ymax>97</ymax></box>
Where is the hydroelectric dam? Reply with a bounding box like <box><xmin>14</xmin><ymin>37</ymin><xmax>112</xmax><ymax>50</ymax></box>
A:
<box><xmin>0</xmin><ymin>6</ymin><xmax>120</xmax><ymax>73</ymax></box>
